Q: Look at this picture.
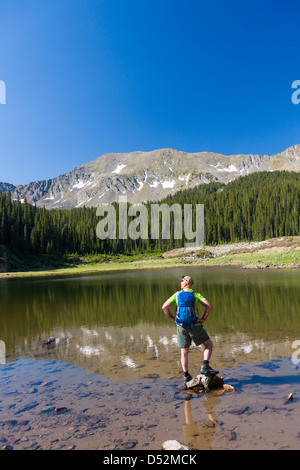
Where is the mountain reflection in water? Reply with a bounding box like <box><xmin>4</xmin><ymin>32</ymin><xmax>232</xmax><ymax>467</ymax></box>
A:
<box><xmin>1</xmin><ymin>267</ymin><xmax>299</xmax><ymax>378</ymax></box>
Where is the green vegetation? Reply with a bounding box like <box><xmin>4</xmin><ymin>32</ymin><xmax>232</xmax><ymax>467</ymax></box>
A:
<box><xmin>199</xmin><ymin>246</ymin><xmax>300</xmax><ymax>269</ymax></box>
<box><xmin>0</xmin><ymin>170</ymin><xmax>299</xmax><ymax>273</ymax></box>
<box><xmin>161</xmin><ymin>170</ymin><xmax>300</xmax><ymax>244</ymax></box>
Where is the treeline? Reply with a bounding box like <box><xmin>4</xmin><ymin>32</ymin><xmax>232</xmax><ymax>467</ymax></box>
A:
<box><xmin>163</xmin><ymin>170</ymin><xmax>300</xmax><ymax>245</ymax></box>
<box><xmin>0</xmin><ymin>170</ymin><xmax>299</xmax><ymax>256</ymax></box>
<box><xmin>0</xmin><ymin>193</ymin><xmax>153</xmax><ymax>256</ymax></box>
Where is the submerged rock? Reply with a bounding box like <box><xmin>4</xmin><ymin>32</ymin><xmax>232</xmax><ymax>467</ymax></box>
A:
<box><xmin>42</xmin><ymin>337</ymin><xmax>58</xmax><ymax>350</ymax></box>
<box><xmin>174</xmin><ymin>390</ymin><xmax>192</xmax><ymax>401</ymax></box>
<box><xmin>42</xmin><ymin>336</ymin><xmax>70</xmax><ymax>348</ymax></box>
<box><xmin>223</xmin><ymin>430</ymin><xmax>237</xmax><ymax>441</ymax></box>
<box><xmin>143</xmin><ymin>374</ymin><xmax>159</xmax><ymax>379</ymax></box>
<box><xmin>54</xmin><ymin>407</ymin><xmax>68</xmax><ymax>413</ymax></box>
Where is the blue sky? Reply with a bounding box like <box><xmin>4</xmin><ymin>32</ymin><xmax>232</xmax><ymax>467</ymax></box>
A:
<box><xmin>0</xmin><ymin>0</ymin><xmax>300</xmax><ymax>185</ymax></box>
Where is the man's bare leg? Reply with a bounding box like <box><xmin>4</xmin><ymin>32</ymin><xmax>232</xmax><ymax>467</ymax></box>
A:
<box><xmin>181</xmin><ymin>347</ymin><xmax>189</xmax><ymax>372</ymax></box>
<box><xmin>201</xmin><ymin>339</ymin><xmax>219</xmax><ymax>375</ymax></box>
<box><xmin>181</xmin><ymin>347</ymin><xmax>193</xmax><ymax>385</ymax></box>
<box><xmin>203</xmin><ymin>339</ymin><xmax>213</xmax><ymax>361</ymax></box>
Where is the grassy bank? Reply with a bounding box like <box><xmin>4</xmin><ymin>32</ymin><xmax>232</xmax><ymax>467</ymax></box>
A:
<box><xmin>0</xmin><ymin>257</ymin><xmax>179</xmax><ymax>279</ymax></box>
<box><xmin>0</xmin><ymin>237</ymin><xmax>300</xmax><ymax>279</ymax></box>
<box><xmin>0</xmin><ymin>249</ymin><xmax>165</xmax><ymax>279</ymax></box>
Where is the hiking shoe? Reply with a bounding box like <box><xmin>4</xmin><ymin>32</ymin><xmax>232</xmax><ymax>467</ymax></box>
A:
<box><xmin>184</xmin><ymin>373</ymin><xmax>193</xmax><ymax>386</ymax></box>
<box><xmin>200</xmin><ymin>364</ymin><xmax>219</xmax><ymax>376</ymax></box>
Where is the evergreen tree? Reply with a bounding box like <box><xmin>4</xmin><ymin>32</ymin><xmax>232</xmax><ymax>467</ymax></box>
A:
<box><xmin>0</xmin><ymin>170</ymin><xmax>299</xmax><ymax>257</ymax></box>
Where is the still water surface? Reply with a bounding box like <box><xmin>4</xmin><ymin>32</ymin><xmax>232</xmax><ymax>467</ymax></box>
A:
<box><xmin>1</xmin><ymin>266</ymin><xmax>299</xmax><ymax>374</ymax></box>
<box><xmin>0</xmin><ymin>266</ymin><xmax>299</xmax><ymax>450</ymax></box>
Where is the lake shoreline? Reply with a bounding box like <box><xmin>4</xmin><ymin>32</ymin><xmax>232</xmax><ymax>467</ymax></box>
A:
<box><xmin>1</xmin><ymin>236</ymin><xmax>300</xmax><ymax>280</ymax></box>
<box><xmin>0</xmin><ymin>252</ymin><xmax>299</xmax><ymax>280</ymax></box>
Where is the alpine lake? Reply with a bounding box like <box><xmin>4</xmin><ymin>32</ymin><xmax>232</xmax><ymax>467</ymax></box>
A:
<box><xmin>0</xmin><ymin>266</ymin><xmax>299</xmax><ymax>450</ymax></box>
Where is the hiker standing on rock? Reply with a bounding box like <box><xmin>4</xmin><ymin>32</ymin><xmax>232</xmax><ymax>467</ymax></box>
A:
<box><xmin>162</xmin><ymin>275</ymin><xmax>218</xmax><ymax>387</ymax></box>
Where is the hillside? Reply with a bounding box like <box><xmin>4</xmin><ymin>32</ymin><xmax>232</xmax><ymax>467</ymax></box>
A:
<box><xmin>162</xmin><ymin>236</ymin><xmax>300</xmax><ymax>269</ymax></box>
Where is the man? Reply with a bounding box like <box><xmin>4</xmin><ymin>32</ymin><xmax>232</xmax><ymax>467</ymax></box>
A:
<box><xmin>162</xmin><ymin>275</ymin><xmax>218</xmax><ymax>386</ymax></box>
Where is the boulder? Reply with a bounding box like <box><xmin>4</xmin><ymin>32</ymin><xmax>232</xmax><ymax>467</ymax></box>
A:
<box><xmin>185</xmin><ymin>373</ymin><xmax>233</xmax><ymax>392</ymax></box>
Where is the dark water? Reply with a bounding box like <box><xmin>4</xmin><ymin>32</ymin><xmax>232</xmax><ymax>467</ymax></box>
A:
<box><xmin>0</xmin><ymin>266</ymin><xmax>300</xmax><ymax>450</ymax></box>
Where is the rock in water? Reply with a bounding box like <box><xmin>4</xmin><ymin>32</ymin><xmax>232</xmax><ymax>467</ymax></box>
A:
<box><xmin>222</xmin><ymin>383</ymin><xmax>236</xmax><ymax>392</ymax></box>
<box><xmin>42</xmin><ymin>337</ymin><xmax>57</xmax><ymax>349</ymax></box>
<box><xmin>186</xmin><ymin>373</ymin><xmax>225</xmax><ymax>391</ymax></box>
<box><xmin>162</xmin><ymin>440</ymin><xmax>190</xmax><ymax>450</ymax></box>
<box><xmin>185</xmin><ymin>376</ymin><xmax>200</xmax><ymax>388</ymax></box>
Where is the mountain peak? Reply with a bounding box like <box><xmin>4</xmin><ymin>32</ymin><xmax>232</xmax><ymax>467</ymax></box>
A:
<box><xmin>278</xmin><ymin>144</ymin><xmax>300</xmax><ymax>158</ymax></box>
<box><xmin>2</xmin><ymin>145</ymin><xmax>300</xmax><ymax>208</ymax></box>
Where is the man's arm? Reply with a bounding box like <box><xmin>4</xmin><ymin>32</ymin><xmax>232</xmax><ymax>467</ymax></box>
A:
<box><xmin>162</xmin><ymin>300</ymin><xmax>176</xmax><ymax>322</ymax></box>
<box><xmin>198</xmin><ymin>300</ymin><xmax>211</xmax><ymax>324</ymax></box>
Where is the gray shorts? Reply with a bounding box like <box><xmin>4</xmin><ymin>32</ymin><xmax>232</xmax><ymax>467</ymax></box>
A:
<box><xmin>177</xmin><ymin>324</ymin><xmax>210</xmax><ymax>348</ymax></box>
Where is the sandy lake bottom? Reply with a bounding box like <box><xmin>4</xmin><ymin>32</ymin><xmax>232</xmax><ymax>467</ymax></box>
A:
<box><xmin>0</xmin><ymin>354</ymin><xmax>299</xmax><ymax>451</ymax></box>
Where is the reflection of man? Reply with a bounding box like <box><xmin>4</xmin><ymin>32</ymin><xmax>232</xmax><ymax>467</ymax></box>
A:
<box><xmin>162</xmin><ymin>275</ymin><xmax>218</xmax><ymax>387</ymax></box>
<box><xmin>183</xmin><ymin>394</ymin><xmax>221</xmax><ymax>450</ymax></box>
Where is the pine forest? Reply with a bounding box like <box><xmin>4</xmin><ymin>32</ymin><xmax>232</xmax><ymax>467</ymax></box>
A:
<box><xmin>0</xmin><ymin>171</ymin><xmax>299</xmax><ymax>258</ymax></box>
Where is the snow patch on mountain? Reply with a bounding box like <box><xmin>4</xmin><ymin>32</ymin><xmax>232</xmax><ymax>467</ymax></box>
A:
<box><xmin>112</xmin><ymin>164</ymin><xmax>126</xmax><ymax>174</ymax></box>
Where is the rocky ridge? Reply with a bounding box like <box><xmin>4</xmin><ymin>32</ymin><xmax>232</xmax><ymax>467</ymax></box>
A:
<box><xmin>1</xmin><ymin>144</ymin><xmax>300</xmax><ymax>209</ymax></box>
